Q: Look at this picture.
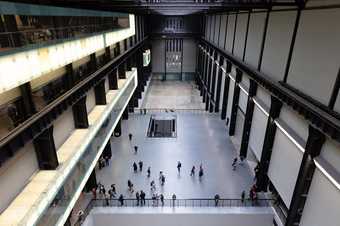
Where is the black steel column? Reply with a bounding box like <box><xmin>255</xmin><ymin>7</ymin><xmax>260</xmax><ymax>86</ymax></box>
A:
<box><xmin>105</xmin><ymin>46</ymin><xmax>111</xmax><ymax>62</ymax></box>
<box><xmin>65</xmin><ymin>63</ymin><xmax>75</xmax><ymax>90</ymax></box>
<box><xmin>202</xmin><ymin>47</ymin><xmax>209</xmax><ymax>102</ymax></box>
<box><xmin>221</xmin><ymin>61</ymin><xmax>232</xmax><ymax>120</ymax></box>
<box><xmin>103</xmin><ymin>140</ymin><xmax>112</xmax><ymax>159</ymax></box>
<box><xmin>209</xmin><ymin>51</ymin><xmax>218</xmax><ymax>112</ymax></box>
<box><xmin>122</xmin><ymin>107</ymin><xmax>129</xmax><ymax>120</ymax></box>
<box><xmin>228</xmin><ymin>69</ymin><xmax>242</xmax><ymax>136</ymax></box>
<box><xmin>114</xmin><ymin>119</ymin><xmax>122</xmax><ymax>137</ymax></box>
<box><xmin>205</xmin><ymin>49</ymin><xmax>213</xmax><ymax>111</ymax></box>
<box><xmin>90</xmin><ymin>53</ymin><xmax>97</xmax><ymax>72</ymax></box>
<box><xmin>108</xmin><ymin>68</ymin><xmax>118</xmax><ymax>90</ymax></box>
<box><xmin>72</xmin><ymin>96</ymin><xmax>89</xmax><ymax>129</ymax></box>
<box><xmin>19</xmin><ymin>82</ymin><xmax>36</xmax><ymax>119</ymax></box>
<box><xmin>33</xmin><ymin>125</ymin><xmax>59</xmax><ymax>170</ymax></box>
<box><xmin>239</xmin><ymin>79</ymin><xmax>258</xmax><ymax>158</ymax></box>
<box><xmin>85</xmin><ymin>169</ymin><xmax>97</xmax><ymax>192</ymax></box>
<box><xmin>94</xmin><ymin>79</ymin><xmax>107</xmax><ymax>105</ymax></box>
<box><xmin>118</xmin><ymin>64</ymin><xmax>126</xmax><ymax>79</ymax></box>
<box><xmin>214</xmin><ymin>56</ymin><xmax>224</xmax><ymax>112</ymax></box>
<box><xmin>285</xmin><ymin>126</ymin><xmax>325</xmax><ymax>226</ymax></box>
<box><xmin>256</xmin><ymin>96</ymin><xmax>283</xmax><ymax>191</ymax></box>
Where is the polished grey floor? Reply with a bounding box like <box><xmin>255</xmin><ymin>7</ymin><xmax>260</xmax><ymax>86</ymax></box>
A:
<box><xmin>97</xmin><ymin>113</ymin><xmax>253</xmax><ymax>199</ymax></box>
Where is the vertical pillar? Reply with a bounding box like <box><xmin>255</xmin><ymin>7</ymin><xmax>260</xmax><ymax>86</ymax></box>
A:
<box><xmin>256</xmin><ymin>96</ymin><xmax>282</xmax><ymax>191</ymax></box>
<box><xmin>214</xmin><ymin>56</ymin><xmax>224</xmax><ymax>112</ymax></box>
<box><xmin>72</xmin><ymin>96</ymin><xmax>89</xmax><ymax>128</ymax></box>
<box><xmin>285</xmin><ymin>126</ymin><xmax>325</xmax><ymax>226</ymax></box>
<box><xmin>108</xmin><ymin>68</ymin><xmax>118</xmax><ymax>90</ymax></box>
<box><xmin>94</xmin><ymin>79</ymin><xmax>107</xmax><ymax>105</ymax></box>
<box><xmin>221</xmin><ymin>61</ymin><xmax>232</xmax><ymax>120</ymax></box>
<box><xmin>228</xmin><ymin>69</ymin><xmax>242</xmax><ymax>136</ymax></box>
<box><xmin>122</xmin><ymin>107</ymin><xmax>129</xmax><ymax>120</ymax></box>
<box><xmin>239</xmin><ymin>79</ymin><xmax>258</xmax><ymax>158</ymax></box>
<box><xmin>90</xmin><ymin>53</ymin><xmax>97</xmax><ymax>72</ymax></box>
<box><xmin>103</xmin><ymin>140</ymin><xmax>112</xmax><ymax>159</ymax></box>
<box><xmin>105</xmin><ymin>46</ymin><xmax>111</xmax><ymax>62</ymax></box>
<box><xmin>85</xmin><ymin>169</ymin><xmax>97</xmax><ymax>192</ymax></box>
<box><xmin>19</xmin><ymin>82</ymin><xmax>36</xmax><ymax>119</ymax></box>
<box><xmin>209</xmin><ymin>52</ymin><xmax>218</xmax><ymax>112</ymax></box>
<box><xmin>3</xmin><ymin>15</ymin><xmax>22</xmax><ymax>47</ymax></box>
<box><xmin>118</xmin><ymin>64</ymin><xmax>126</xmax><ymax>79</ymax></box>
<box><xmin>65</xmin><ymin>63</ymin><xmax>75</xmax><ymax>90</ymax></box>
<box><xmin>205</xmin><ymin>48</ymin><xmax>213</xmax><ymax>110</ymax></box>
<box><xmin>114</xmin><ymin>119</ymin><xmax>122</xmax><ymax>137</ymax></box>
<box><xmin>33</xmin><ymin>125</ymin><xmax>59</xmax><ymax>170</ymax></box>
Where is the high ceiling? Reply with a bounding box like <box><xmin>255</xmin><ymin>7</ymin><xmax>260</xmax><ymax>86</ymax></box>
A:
<box><xmin>9</xmin><ymin>0</ymin><xmax>304</xmax><ymax>15</ymax></box>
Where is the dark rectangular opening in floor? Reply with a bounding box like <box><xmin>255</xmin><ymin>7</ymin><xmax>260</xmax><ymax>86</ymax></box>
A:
<box><xmin>147</xmin><ymin>115</ymin><xmax>177</xmax><ymax>138</ymax></box>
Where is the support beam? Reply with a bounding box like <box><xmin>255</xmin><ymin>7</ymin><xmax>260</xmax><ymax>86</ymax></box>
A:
<box><xmin>65</xmin><ymin>63</ymin><xmax>75</xmax><ymax>90</ymax></box>
<box><xmin>19</xmin><ymin>82</ymin><xmax>36</xmax><ymax>119</ymax></box>
<box><xmin>90</xmin><ymin>53</ymin><xmax>97</xmax><ymax>72</ymax></box>
<box><xmin>228</xmin><ymin>69</ymin><xmax>242</xmax><ymax>136</ymax></box>
<box><xmin>221</xmin><ymin>61</ymin><xmax>232</xmax><ymax>120</ymax></box>
<box><xmin>114</xmin><ymin>119</ymin><xmax>122</xmax><ymax>137</ymax></box>
<box><xmin>209</xmin><ymin>51</ymin><xmax>218</xmax><ymax>112</ymax></box>
<box><xmin>214</xmin><ymin>55</ymin><xmax>224</xmax><ymax>112</ymax></box>
<box><xmin>94</xmin><ymin>79</ymin><xmax>107</xmax><ymax>105</ymax></box>
<box><xmin>239</xmin><ymin>79</ymin><xmax>258</xmax><ymax>158</ymax></box>
<box><xmin>285</xmin><ymin>126</ymin><xmax>325</xmax><ymax>226</ymax></box>
<box><xmin>118</xmin><ymin>64</ymin><xmax>126</xmax><ymax>79</ymax></box>
<box><xmin>105</xmin><ymin>46</ymin><xmax>111</xmax><ymax>62</ymax></box>
<box><xmin>108</xmin><ymin>68</ymin><xmax>118</xmax><ymax>90</ymax></box>
<box><xmin>72</xmin><ymin>96</ymin><xmax>89</xmax><ymax>129</ymax></box>
<box><xmin>33</xmin><ymin>125</ymin><xmax>59</xmax><ymax>170</ymax></box>
<box><xmin>256</xmin><ymin>96</ymin><xmax>282</xmax><ymax>191</ymax></box>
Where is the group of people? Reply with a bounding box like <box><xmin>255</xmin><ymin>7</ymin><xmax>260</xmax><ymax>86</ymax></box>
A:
<box><xmin>98</xmin><ymin>155</ymin><xmax>111</xmax><ymax>170</ymax></box>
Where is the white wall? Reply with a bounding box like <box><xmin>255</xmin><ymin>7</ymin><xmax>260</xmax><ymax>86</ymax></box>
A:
<box><xmin>225</xmin><ymin>14</ymin><xmax>236</xmax><ymax>53</ymax></box>
<box><xmin>84</xmin><ymin>207</ymin><xmax>274</xmax><ymax>226</ymax></box>
<box><xmin>182</xmin><ymin>39</ymin><xmax>197</xmax><ymax>72</ymax></box>
<box><xmin>239</xmin><ymin>89</ymin><xmax>248</xmax><ymax>113</ymax></box>
<box><xmin>86</xmin><ymin>88</ymin><xmax>96</xmax><ymax>114</ymax></box>
<box><xmin>0</xmin><ymin>142</ymin><xmax>39</xmax><ymax>213</ymax></box>
<box><xmin>287</xmin><ymin>8</ymin><xmax>340</xmax><ymax>105</ymax></box>
<box><xmin>261</xmin><ymin>11</ymin><xmax>297</xmax><ymax>81</ymax></box>
<box><xmin>53</xmin><ymin>108</ymin><xmax>75</xmax><ymax>150</ymax></box>
<box><xmin>300</xmin><ymin>169</ymin><xmax>340</xmax><ymax>226</ymax></box>
<box><xmin>218</xmin><ymin>14</ymin><xmax>228</xmax><ymax>48</ymax></box>
<box><xmin>249</xmin><ymin>106</ymin><xmax>268</xmax><ymax>161</ymax></box>
<box><xmin>233</xmin><ymin>13</ymin><xmax>248</xmax><ymax>59</ymax></box>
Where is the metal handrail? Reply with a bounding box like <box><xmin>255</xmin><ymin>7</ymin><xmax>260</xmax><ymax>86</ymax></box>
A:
<box><xmin>74</xmin><ymin>197</ymin><xmax>274</xmax><ymax>225</ymax></box>
<box><xmin>134</xmin><ymin>108</ymin><xmax>208</xmax><ymax>114</ymax></box>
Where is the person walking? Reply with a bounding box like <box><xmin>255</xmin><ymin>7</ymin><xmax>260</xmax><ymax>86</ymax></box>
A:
<box><xmin>177</xmin><ymin>161</ymin><xmax>182</xmax><ymax>173</ymax></box>
<box><xmin>147</xmin><ymin>167</ymin><xmax>151</xmax><ymax>177</ymax></box>
<box><xmin>111</xmin><ymin>184</ymin><xmax>116</xmax><ymax>196</ymax></box>
<box><xmin>159</xmin><ymin>171</ymin><xmax>163</xmax><ymax>181</ymax></box>
<box><xmin>160</xmin><ymin>194</ymin><xmax>164</xmax><ymax>206</ymax></box>
<box><xmin>241</xmin><ymin>190</ymin><xmax>246</xmax><ymax>203</ymax></box>
<box><xmin>105</xmin><ymin>155</ymin><xmax>110</xmax><ymax>166</ymax></box>
<box><xmin>139</xmin><ymin>161</ymin><xmax>143</xmax><ymax>172</ymax></box>
<box><xmin>134</xmin><ymin>146</ymin><xmax>138</xmax><ymax>154</ymax></box>
<box><xmin>161</xmin><ymin>175</ymin><xmax>165</xmax><ymax>186</ymax></box>
<box><xmin>190</xmin><ymin>166</ymin><xmax>195</xmax><ymax>176</ymax></box>
<box><xmin>129</xmin><ymin>133</ymin><xmax>133</xmax><ymax>141</ymax></box>
<box><xmin>232</xmin><ymin>157</ymin><xmax>238</xmax><ymax>171</ymax></box>
<box><xmin>128</xmin><ymin>180</ymin><xmax>133</xmax><ymax>192</ymax></box>
<box><xmin>136</xmin><ymin>191</ymin><xmax>140</xmax><ymax>206</ymax></box>
<box><xmin>91</xmin><ymin>187</ymin><xmax>97</xmax><ymax>199</ymax></box>
<box><xmin>133</xmin><ymin>162</ymin><xmax>138</xmax><ymax>173</ymax></box>
<box><xmin>150</xmin><ymin>180</ymin><xmax>156</xmax><ymax>192</ymax></box>
<box><xmin>140</xmin><ymin>190</ymin><xmax>146</xmax><ymax>206</ymax></box>
<box><xmin>108</xmin><ymin>188</ymin><xmax>115</xmax><ymax>199</ymax></box>
<box><xmin>118</xmin><ymin>194</ymin><xmax>124</xmax><ymax>206</ymax></box>
<box><xmin>199</xmin><ymin>164</ymin><xmax>204</xmax><ymax>179</ymax></box>
<box><xmin>214</xmin><ymin>194</ymin><xmax>220</xmax><ymax>207</ymax></box>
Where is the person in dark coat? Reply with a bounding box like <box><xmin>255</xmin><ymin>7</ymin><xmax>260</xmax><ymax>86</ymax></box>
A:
<box><xmin>129</xmin><ymin>133</ymin><xmax>133</xmax><ymax>141</ymax></box>
<box><xmin>118</xmin><ymin>194</ymin><xmax>124</xmax><ymax>206</ymax></box>
<box><xmin>214</xmin><ymin>194</ymin><xmax>220</xmax><ymax>206</ymax></box>
<box><xmin>134</xmin><ymin>146</ymin><xmax>138</xmax><ymax>154</ymax></box>
<box><xmin>160</xmin><ymin>194</ymin><xmax>164</xmax><ymax>206</ymax></box>
<box><xmin>140</xmin><ymin>190</ymin><xmax>146</xmax><ymax>206</ymax></box>
<box><xmin>147</xmin><ymin>167</ymin><xmax>151</xmax><ymax>177</ymax></box>
<box><xmin>139</xmin><ymin>161</ymin><xmax>143</xmax><ymax>172</ymax></box>
<box><xmin>177</xmin><ymin>161</ymin><xmax>182</xmax><ymax>173</ymax></box>
<box><xmin>136</xmin><ymin>191</ymin><xmax>140</xmax><ymax>206</ymax></box>
<box><xmin>190</xmin><ymin>166</ymin><xmax>195</xmax><ymax>176</ymax></box>
<box><xmin>133</xmin><ymin>162</ymin><xmax>138</xmax><ymax>172</ymax></box>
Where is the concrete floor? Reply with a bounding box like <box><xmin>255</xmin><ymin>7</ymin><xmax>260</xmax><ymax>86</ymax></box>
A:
<box><xmin>97</xmin><ymin>80</ymin><xmax>253</xmax><ymax>200</ymax></box>
<box><xmin>142</xmin><ymin>80</ymin><xmax>205</xmax><ymax>109</ymax></box>
<box><xmin>97</xmin><ymin>113</ymin><xmax>253</xmax><ymax>200</ymax></box>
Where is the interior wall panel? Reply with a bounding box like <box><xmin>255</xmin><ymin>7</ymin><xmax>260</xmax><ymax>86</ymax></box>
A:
<box><xmin>249</xmin><ymin>106</ymin><xmax>268</xmax><ymax>161</ymax></box>
<box><xmin>0</xmin><ymin>142</ymin><xmax>38</xmax><ymax>213</ymax></box>
<box><xmin>287</xmin><ymin>8</ymin><xmax>340</xmax><ymax>105</ymax></box>
<box><xmin>225</xmin><ymin>14</ymin><xmax>236</xmax><ymax>53</ymax></box>
<box><xmin>219</xmin><ymin>14</ymin><xmax>228</xmax><ymax>48</ymax></box>
<box><xmin>53</xmin><ymin>108</ymin><xmax>75</xmax><ymax>150</ymax></box>
<box><xmin>234</xmin><ymin>109</ymin><xmax>245</xmax><ymax>151</ymax></box>
<box><xmin>244</xmin><ymin>12</ymin><xmax>266</xmax><ymax>68</ymax></box>
<box><xmin>299</xmin><ymin>169</ymin><xmax>340</xmax><ymax>226</ymax></box>
<box><xmin>86</xmin><ymin>88</ymin><xmax>96</xmax><ymax>114</ymax></box>
<box><xmin>233</xmin><ymin>13</ymin><xmax>248</xmax><ymax>60</ymax></box>
<box><xmin>261</xmin><ymin>11</ymin><xmax>297</xmax><ymax>81</ymax></box>
<box><xmin>183</xmin><ymin>39</ymin><xmax>197</xmax><ymax>72</ymax></box>
<box><xmin>151</xmin><ymin>39</ymin><xmax>165</xmax><ymax>73</ymax></box>
<box><xmin>226</xmin><ymin>78</ymin><xmax>235</xmax><ymax>124</ymax></box>
<box><xmin>256</xmin><ymin>87</ymin><xmax>271</xmax><ymax>108</ymax></box>
<box><xmin>320</xmin><ymin>139</ymin><xmax>340</xmax><ymax>173</ymax></box>
<box><xmin>104</xmin><ymin>77</ymin><xmax>109</xmax><ymax>94</ymax></box>
<box><xmin>268</xmin><ymin>128</ymin><xmax>303</xmax><ymax>207</ymax></box>
<box><xmin>238</xmin><ymin>89</ymin><xmax>248</xmax><ymax>113</ymax></box>
<box><xmin>214</xmin><ymin>15</ymin><xmax>221</xmax><ymax>45</ymax></box>
<box><xmin>219</xmin><ymin>72</ymin><xmax>226</xmax><ymax>111</ymax></box>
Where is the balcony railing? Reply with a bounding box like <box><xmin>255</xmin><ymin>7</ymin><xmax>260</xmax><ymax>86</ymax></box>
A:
<box><xmin>0</xmin><ymin>23</ymin><xmax>124</xmax><ymax>52</ymax></box>
<box><xmin>75</xmin><ymin>198</ymin><xmax>273</xmax><ymax>225</ymax></box>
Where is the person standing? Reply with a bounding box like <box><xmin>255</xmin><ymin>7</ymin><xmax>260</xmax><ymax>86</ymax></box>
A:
<box><xmin>241</xmin><ymin>190</ymin><xmax>246</xmax><ymax>203</ymax></box>
<box><xmin>128</xmin><ymin>180</ymin><xmax>132</xmax><ymax>191</ymax></box>
<box><xmin>134</xmin><ymin>146</ymin><xmax>138</xmax><ymax>154</ymax></box>
<box><xmin>139</xmin><ymin>161</ymin><xmax>143</xmax><ymax>172</ymax></box>
<box><xmin>129</xmin><ymin>133</ymin><xmax>133</xmax><ymax>141</ymax></box>
<box><xmin>161</xmin><ymin>175</ymin><xmax>165</xmax><ymax>186</ymax></box>
<box><xmin>172</xmin><ymin>194</ymin><xmax>176</xmax><ymax>207</ymax></box>
<box><xmin>133</xmin><ymin>162</ymin><xmax>138</xmax><ymax>172</ymax></box>
<box><xmin>199</xmin><ymin>164</ymin><xmax>204</xmax><ymax>179</ymax></box>
<box><xmin>111</xmin><ymin>184</ymin><xmax>116</xmax><ymax>196</ymax></box>
<box><xmin>159</xmin><ymin>171</ymin><xmax>163</xmax><ymax>181</ymax></box>
<box><xmin>118</xmin><ymin>194</ymin><xmax>124</xmax><ymax>206</ymax></box>
<box><xmin>136</xmin><ymin>191</ymin><xmax>140</xmax><ymax>206</ymax></box>
<box><xmin>214</xmin><ymin>194</ymin><xmax>220</xmax><ymax>207</ymax></box>
<box><xmin>177</xmin><ymin>161</ymin><xmax>182</xmax><ymax>173</ymax></box>
<box><xmin>190</xmin><ymin>166</ymin><xmax>195</xmax><ymax>176</ymax></box>
<box><xmin>160</xmin><ymin>194</ymin><xmax>164</xmax><ymax>206</ymax></box>
<box><xmin>140</xmin><ymin>190</ymin><xmax>146</xmax><ymax>206</ymax></box>
<box><xmin>147</xmin><ymin>167</ymin><xmax>151</xmax><ymax>177</ymax></box>
<box><xmin>232</xmin><ymin>157</ymin><xmax>238</xmax><ymax>171</ymax></box>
